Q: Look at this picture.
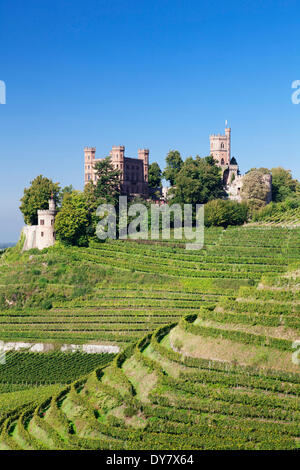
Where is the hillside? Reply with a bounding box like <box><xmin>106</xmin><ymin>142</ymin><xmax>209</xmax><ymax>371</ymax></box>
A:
<box><xmin>1</xmin><ymin>263</ymin><xmax>300</xmax><ymax>449</ymax></box>
<box><xmin>0</xmin><ymin>226</ymin><xmax>298</xmax><ymax>347</ymax></box>
<box><xmin>0</xmin><ymin>226</ymin><xmax>299</xmax><ymax>449</ymax></box>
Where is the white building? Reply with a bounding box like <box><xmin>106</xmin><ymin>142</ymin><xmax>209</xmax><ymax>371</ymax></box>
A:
<box><xmin>22</xmin><ymin>197</ymin><xmax>56</xmax><ymax>251</ymax></box>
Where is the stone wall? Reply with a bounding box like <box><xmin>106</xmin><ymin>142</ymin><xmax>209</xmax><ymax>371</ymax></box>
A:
<box><xmin>227</xmin><ymin>173</ymin><xmax>272</xmax><ymax>203</ymax></box>
<box><xmin>22</xmin><ymin>226</ymin><xmax>37</xmax><ymax>251</ymax></box>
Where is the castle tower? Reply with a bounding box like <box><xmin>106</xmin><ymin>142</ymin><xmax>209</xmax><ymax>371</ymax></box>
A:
<box><xmin>110</xmin><ymin>145</ymin><xmax>125</xmax><ymax>182</ymax></box>
<box><xmin>210</xmin><ymin>124</ymin><xmax>231</xmax><ymax>166</ymax></box>
<box><xmin>138</xmin><ymin>149</ymin><xmax>149</xmax><ymax>183</ymax></box>
<box><xmin>84</xmin><ymin>147</ymin><xmax>96</xmax><ymax>184</ymax></box>
<box><xmin>225</xmin><ymin>126</ymin><xmax>231</xmax><ymax>163</ymax></box>
<box><xmin>36</xmin><ymin>197</ymin><xmax>56</xmax><ymax>250</ymax></box>
<box><xmin>138</xmin><ymin>149</ymin><xmax>149</xmax><ymax>196</ymax></box>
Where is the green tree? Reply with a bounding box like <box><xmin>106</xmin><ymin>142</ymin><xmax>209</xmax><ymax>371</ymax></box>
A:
<box><xmin>172</xmin><ymin>156</ymin><xmax>226</xmax><ymax>205</ymax></box>
<box><xmin>163</xmin><ymin>150</ymin><xmax>183</xmax><ymax>186</ymax></box>
<box><xmin>94</xmin><ymin>157</ymin><xmax>122</xmax><ymax>204</ymax></box>
<box><xmin>60</xmin><ymin>185</ymin><xmax>75</xmax><ymax>203</ymax></box>
<box><xmin>271</xmin><ymin>167</ymin><xmax>300</xmax><ymax>202</ymax></box>
<box><xmin>241</xmin><ymin>169</ymin><xmax>271</xmax><ymax>210</ymax></box>
<box><xmin>148</xmin><ymin>162</ymin><xmax>162</xmax><ymax>188</ymax></box>
<box><xmin>205</xmin><ymin>199</ymin><xmax>248</xmax><ymax>227</ymax></box>
<box><xmin>20</xmin><ymin>175</ymin><xmax>60</xmax><ymax>225</ymax></box>
<box><xmin>55</xmin><ymin>192</ymin><xmax>89</xmax><ymax>246</ymax></box>
<box><xmin>83</xmin><ymin>182</ymin><xmax>99</xmax><ymax>213</ymax></box>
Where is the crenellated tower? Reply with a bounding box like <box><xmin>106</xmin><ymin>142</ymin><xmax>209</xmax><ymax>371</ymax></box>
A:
<box><xmin>138</xmin><ymin>148</ymin><xmax>149</xmax><ymax>184</ymax></box>
<box><xmin>210</xmin><ymin>125</ymin><xmax>231</xmax><ymax>166</ymax></box>
<box><xmin>84</xmin><ymin>147</ymin><xmax>96</xmax><ymax>184</ymax></box>
<box><xmin>110</xmin><ymin>145</ymin><xmax>125</xmax><ymax>182</ymax></box>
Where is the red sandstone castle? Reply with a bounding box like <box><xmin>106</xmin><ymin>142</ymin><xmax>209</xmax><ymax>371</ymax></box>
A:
<box><xmin>84</xmin><ymin>125</ymin><xmax>272</xmax><ymax>203</ymax></box>
<box><xmin>84</xmin><ymin>146</ymin><xmax>149</xmax><ymax>197</ymax></box>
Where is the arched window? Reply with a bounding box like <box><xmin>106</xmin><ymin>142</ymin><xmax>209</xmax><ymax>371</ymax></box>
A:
<box><xmin>221</xmin><ymin>142</ymin><xmax>224</xmax><ymax>149</ymax></box>
<box><xmin>221</xmin><ymin>158</ymin><xmax>225</xmax><ymax>165</ymax></box>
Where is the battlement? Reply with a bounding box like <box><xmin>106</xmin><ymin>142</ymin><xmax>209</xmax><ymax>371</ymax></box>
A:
<box><xmin>111</xmin><ymin>145</ymin><xmax>125</xmax><ymax>151</ymax></box>
<box><xmin>37</xmin><ymin>209</ymin><xmax>56</xmax><ymax>217</ymax></box>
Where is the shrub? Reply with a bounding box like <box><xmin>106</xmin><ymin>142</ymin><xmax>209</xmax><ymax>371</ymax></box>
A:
<box><xmin>42</xmin><ymin>300</ymin><xmax>53</xmax><ymax>310</ymax></box>
<box><xmin>205</xmin><ymin>199</ymin><xmax>248</xmax><ymax>227</ymax></box>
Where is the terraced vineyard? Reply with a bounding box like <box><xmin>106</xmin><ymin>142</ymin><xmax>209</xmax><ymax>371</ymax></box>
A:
<box><xmin>0</xmin><ymin>226</ymin><xmax>299</xmax><ymax>347</ymax></box>
<box><xmin>0</xmin><ymin>351</ymin><xmax>114</xmax><ymax>385</ymax></box>
<box><xmin>0</xmin><ymin>226</ymin><xmax>299</xmax><ymax>449</ymax></box>
<box><xmin>1</xmin><ymin>264</ymin><xmax>299</xmax><ymax>450</ymax></box>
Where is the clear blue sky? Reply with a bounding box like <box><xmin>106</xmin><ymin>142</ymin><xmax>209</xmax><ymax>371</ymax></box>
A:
<box><xmin>1</xmin><ymin>0</ymin><xmax>300</xmax><ymax>242</ymax></box>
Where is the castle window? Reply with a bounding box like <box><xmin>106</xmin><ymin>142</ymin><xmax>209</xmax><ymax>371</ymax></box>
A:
<box><xmin>41</xmin><ymin>232</ymin><xmax>44</xmax><ymax>237</ymax></box>
<box><xmin>221</xmin><ymin>143</ymin><xmax>224</xmax><ymax>149</ymax></box>
<box><xmin>40</xmin><ymin>220</ymin><xmax>44</xmax><ymax>225</ymax></box>
<box><xmin>221</xmin><ymin>158</ymin><xmax>225</xmax><ymax>165</ymax></box>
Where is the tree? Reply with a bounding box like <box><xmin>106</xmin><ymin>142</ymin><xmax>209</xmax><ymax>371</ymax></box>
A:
<box><xmin>271</xmin><ymin>167</ymin><xmax>300</xmax><ymax>202</ymax></box>
<box><xmin>60</xmin><ymin>185</ymin><xmax>75</xmax><ymax>203</ymax></box>
<box><xmin>205</xmin><ymin>199</ymin><xmax>248</xmax><ymax>227</ymax></box>
<box><xmin>172</xmin><ymin>156</ymin><xmax>226</xmax><ymax>205</ymax></box>
<box><xmin>83</xmin><ymin>182</ymin><xmax>99</xmax><ymax>213</ymax></box>
<box><xmin>83</xmin><ymin>182</ymin><xmax>106</xmax><ymax>239</ymax></box>
<box><xmin>148</xmin><ymin>162</ymin><xmax>162</xmax><ymax>188</ymax></box>
<box><xmin>163</xmin><ymin>150</ymin><xmax>183</xmax><ymax>186</ymax></box>
<box><xmin>93</xmin><ymin>157</ymin><xmax>122</xmax><ymax>204</ymax></box>
<box><xmin>54</xmin><ymin>192</ymin><xmax>89</xmax><ymax>246</ymax></box>
<box><xmin>241</xmin><ymin>169</ymin><xmax>270</xmax><ymax>210</ymax></box>
<box><xmin>20</xmin><ymin>175</ymin><xmax>60</xmax><ymax>225</ymax></box>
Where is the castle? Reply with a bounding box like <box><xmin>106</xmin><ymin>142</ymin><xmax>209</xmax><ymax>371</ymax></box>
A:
<box><xmin>210</xmin><ymin>124</ymin><xmax>272</xmax><ymax>203</ymax></box>
<box><xmin>22</xmin><ymin>197</ymin><xmax>56</xmax><ymax>251</ymax></box>
<box><xmin>21</xmin><ymin>126</ymin><xmax>272</xmax><ymax>252</ymax></box>
<box><xmin>84</xmin><ymin>146</ymin><xmax>149</xmax><ymax>197</ymax></box>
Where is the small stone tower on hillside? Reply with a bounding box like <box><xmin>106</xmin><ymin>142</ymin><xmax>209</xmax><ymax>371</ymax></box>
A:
<box><xmin>22</xmin><ymin>197</ymin><xmax>57</xmax><ymax>251</ymax></box>
<box><xmin>37</xmin><ymin>196</ymin><xmax>56</xmax><ymax>250</ymax></box>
